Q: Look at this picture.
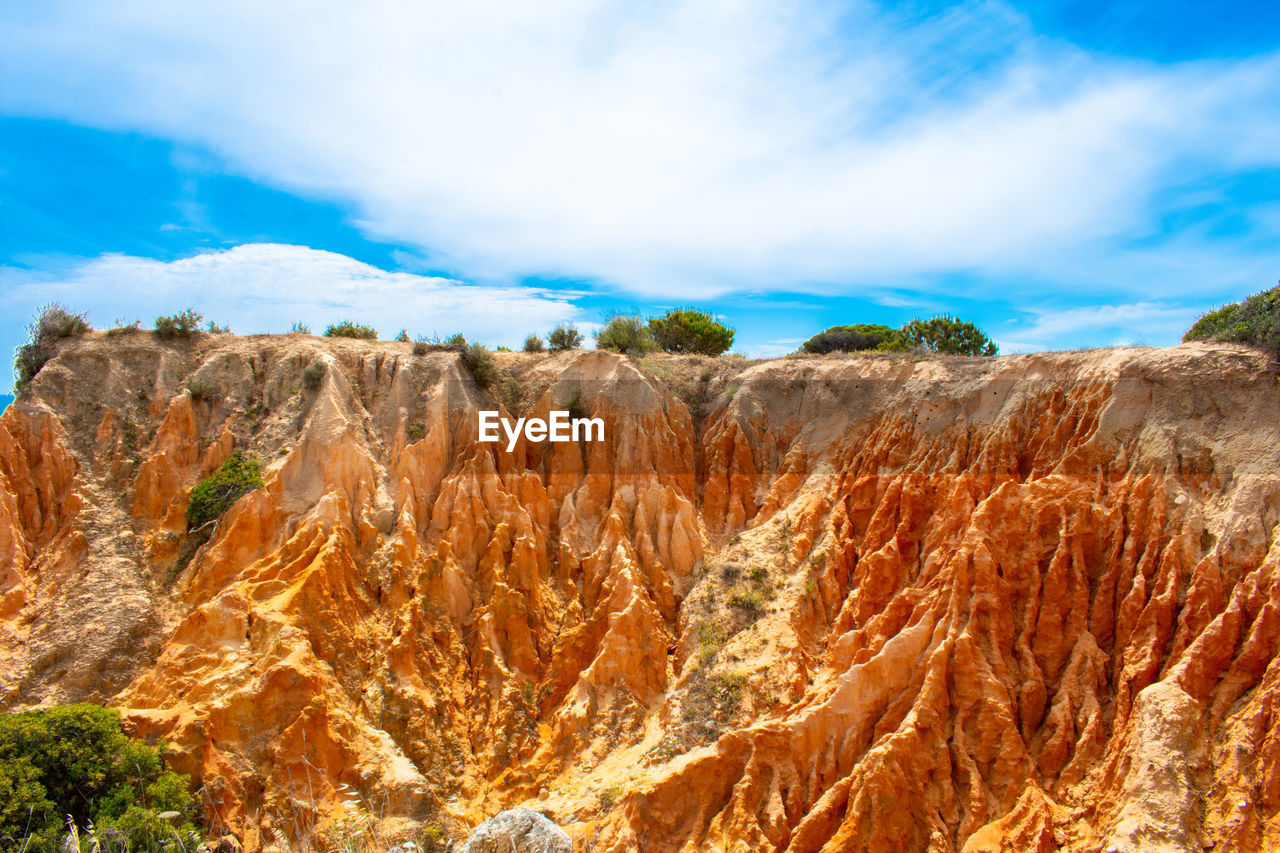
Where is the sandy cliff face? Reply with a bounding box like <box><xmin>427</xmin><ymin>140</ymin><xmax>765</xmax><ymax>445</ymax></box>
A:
<box><xmin>1</xmin><ymin>333</ymin><xmax>1279</xmax><ymax>852</ymax></box>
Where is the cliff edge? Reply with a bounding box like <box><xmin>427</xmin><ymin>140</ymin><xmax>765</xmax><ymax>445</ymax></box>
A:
<box><xmin>2</xmin><ymin>332</ymin><xmax>1279</xmax><ymax>852</ymax></box>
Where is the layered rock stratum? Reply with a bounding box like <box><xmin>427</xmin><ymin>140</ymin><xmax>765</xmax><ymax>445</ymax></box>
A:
<box><xmin>2</xmin><ymin>332</ymin><xmax>1279</xmax><ymax>852</ymax></box>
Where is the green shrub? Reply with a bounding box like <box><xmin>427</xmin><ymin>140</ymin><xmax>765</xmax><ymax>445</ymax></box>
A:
<box><xmin>0</xmin><ymin>703</ymin><xmax>197</xmax><ymax>852</ymax></box>
<box><xmin>523</xmin><ymin>334</ymin><xmax>546</xmax><ymax>353</ymax></box>
<box><xmin>899</xmin><ymin>315</ymin><xmax>997</xmax><ymax>356</ymax></box>
<box><xmin>324</xmin><ymin>320</ymin><xmax>378</xmax><ymax>340</ymax></box>
<box><xmin>802</xmin><ymin>323</ymin><xmax>899</xmax><ymax>354</ymax></box>
<box><xmin>12</xmin><ymin>303</ymin><xmax>91</xmax><ymax>395</ymax></box>
<box><xmin>185</xmin><ymin>379</ymin><xmax>213</xmax><ymax>401</ymax></box>
<box><xmin>648</xmin><ymin>309</ymin><xmax>734</xmax><ymax>355</ymax></box>
<box><xmin>185</xmin><ymin>449</ymin><xmax>264</xmax><ymax>528</ymax></box>
<box><xmin>303</xmin><ymin>361</ymin><xmax>326</xmax><ymax>390</ymax></box>
<box><xmin>205</xmin><ymin>320</ymin><xmax>231</xmax><ymax>334</ymax></box>
<box><xmin>547</xmin><ymin>324</ymin><xmax>583</xmax><ymax>351</ymax></box>
<box><xmin>462</xmin><ymin>342</ymin><xmax>499</xmax><ymax>389</ymax></box>
<box><xmin>155</xmin><ymin>309</ymin><xmax>203</xmax><ymax>340</ymax></box>
<box><xmin>596</xmin><ymin>314</ymin><xmax>657</xmax><ymax>355</ymax></box>
<box><xmin>413</xmin><ymin>339</ymin><xmax>431</xmax><ymax>356</ymax></box>
<box><xmin>1183</xmin><ymin>283</ymin><xmax>1280</xmax><ymax>356</ymax></box>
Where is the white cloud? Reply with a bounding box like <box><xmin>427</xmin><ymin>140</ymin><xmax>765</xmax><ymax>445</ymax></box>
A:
<box><xmin>997</xmin><ymin>302</ymin><xmax>1204</xmax><ymax>352</ymax></box>
<box><xmin>0</xmin><ymin>244</ymin><xmax>582</xmax><ymax>344</ymax></box>
<box><xmin>0</xmin><ymin>1</ymin><xmax>1278</xmax><ymax>298</ymax></box>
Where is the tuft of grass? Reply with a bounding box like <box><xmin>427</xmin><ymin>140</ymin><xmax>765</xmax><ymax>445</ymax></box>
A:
<box><xmin>324</xmin><ymin>320</ymin><xmax>378</xmax><ymax>340</ymax></box>
<box><xmin>395</xmin><ymin>329</ymin><xmax>411</xmax><ymax>342</ymax></box>
<box><xmin>697</xmin><ymin>622</ymin><xmax>726</xmax><ymax>665</ymax></box>
<box><xmin>727</xmin><ymin>586</ymin><xmax>763</xmax><ymax>613</ymax></box>
<box><xmin>13</xmin><ymin>303</ymin><xmax>92</xmax><ymax>394</ymax></box>
<box><xmin>461</xmin><ymin>341</ymin><xmax>499</xmax><ymax>389</ymax></box>
<box><xmin>155</xmin><ymin>309</ymin><xmax>203</xmax><ymax>339</ymax></box>
<box><xmin>289</xmin><ymin>321</ymin><xmax>311</xmax><ymax>335</ymax></box>
<box><xmin>185</xmin><ymin>379</ymin><xmax>213</xmax><ymax>401</ymax></box>
<box><xmin>406</xmin><ymin>423</ymin><xmax>424</xmax><ymax>441</ymax></box>
<box><xmin>413</xmin><ymin>339</ymin><xmax>431</xmax><ymax>356</ymax></box>
<box><xmin>303</xmin><ymin>361</ymin><xmax>326</xmax><ymax>390</ymax></box>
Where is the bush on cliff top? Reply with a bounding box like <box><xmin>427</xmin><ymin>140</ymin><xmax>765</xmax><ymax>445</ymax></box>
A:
<box><xmin>0</xmin><ymin>703</ymin><xmax>197</xmax><ymax>852</ymax></box>
<box><xmin>803</xmin><ymin>316</ymin><xmax>997</xmax><ymax>357</ymax></box>
<box><xmin>596</xmin><ymin>313</ymin><xmax>657</xmax><ymax>356</ymax></box>
<box><xmin>1183</xmin><ymin>282</ymin><xmax>1280</xmax><ymax>356</ymax></box>
<box><xmin>155</xmin><ymin>309</ymin><xmax>203</xmax><ymax>340</ymax></box>
<box><xmin>648</xmin><ymin>309</ymin><xmax>735</xmax><ymax>356</ymax></box>
<box><xmin>547</xmin><ymin>324</ymin><xmax>583</xmax><ymax>352</ymax></box>
<box><xmin>801</xmin><ymin>324</ymin><xmax>898</xmax><ymax>354</ymax></box>
<box><xmin>13</xmin><ymin>303</ymin><xmax>92</xmax><ymax>395</ymax></box>
<box><xmin>186</xmin><ymin>449</ymin><xmax>264</xmax><ymax>529</ymax></box>
<box><xmin>324</xmin><ymin>320</ymin><xmax>378</xmax><ymax>340</ymax></box>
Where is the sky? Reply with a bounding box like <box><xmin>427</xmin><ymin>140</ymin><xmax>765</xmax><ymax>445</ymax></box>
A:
<box><xmin>2</xmin><ymin>0</ymin><xmax>1279</xmax><ymax>391</ymax></box>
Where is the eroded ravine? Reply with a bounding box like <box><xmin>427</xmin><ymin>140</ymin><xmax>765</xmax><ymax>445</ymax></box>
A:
<box><xmin>2</xmin><ymin>333</ymin><xmax>1278</xmax><ymax>852</ymax></box>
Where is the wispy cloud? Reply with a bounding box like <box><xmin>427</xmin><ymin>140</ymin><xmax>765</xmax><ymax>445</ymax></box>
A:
<box><xmin>997</xmin><ymin>301</ymin><xmax>1205</xmax><ymax>351</ymax></box>
<box><xmin>0</xmin><ymin>244</ymin><xmax>582</xmax><ymax>343</ymax></box>
<box><xmin>2</xmin><ymin>1</ymin><xmax>1277</xmax><ymax>300</ymax></box>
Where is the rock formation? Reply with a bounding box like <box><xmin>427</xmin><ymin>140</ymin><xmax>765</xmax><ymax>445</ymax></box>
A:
<box><xmin>2</xmin><ymin>331</ymin><xmax>1279</xmax><ymax>852</ymax></box>
<box><xmin>463</xmin><ymin>808</ymin><xmax>573</xmax><ymax>852</ymax></box>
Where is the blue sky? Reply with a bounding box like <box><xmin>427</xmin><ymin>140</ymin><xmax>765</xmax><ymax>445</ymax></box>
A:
<box><xmin>3</xmin><ymin>1</ymin><xmax>1280</xmax><ymax>391</ymax></box>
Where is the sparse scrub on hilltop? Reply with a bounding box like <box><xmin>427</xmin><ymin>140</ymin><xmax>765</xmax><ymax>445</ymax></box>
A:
<box><xmin>548</xmin><ymin>324</ymin><xmax>583</xmax><ymax>351</ymax></box>
<box><xmin>324</xmin><ymin>320</ymin><xmax>378</xmax><ymax>340</ymax></box>
<box><xmin>596</xmin><ymin>313</ymin><xmax>657</xmax><ymax>355</ymax></box>
<box><xmin>523</xmin><ymin>334</ymin><xmax>546</xmax><ymax>353</ymax></box>
<box><xmin>1183</xmin><ymin>282</ymin><xmax>1280</xmax><ymax>356</ymax></box>
<box><xmin>13</xmin><ymin>303</ymin><xmax>91</xmax><ymax>395</ymax></box>
<box><xmin>155</xmin><ymin>309</ymin><xmax>203</xmax><ymax>339</ymax></box>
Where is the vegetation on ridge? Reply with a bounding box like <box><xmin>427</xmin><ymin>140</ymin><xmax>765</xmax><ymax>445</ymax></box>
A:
<box><xmin>1183</xmin><ymin>282</ymin><xmax>1280</xmax><ymax>356</ymax></box>
<box><xmin>803</xmin><ymin>315</ymin><xmax>997</xmax><ymax>356</ymax></box>
<box><xmin>13</xmin><ymin>303</ymin><xmax>91</xmax><ymax>395</ymax></box>
<box><xmin>324</xmin><ymin>320</ymin><xmax>378</xmax><ymax>340</ymax></box>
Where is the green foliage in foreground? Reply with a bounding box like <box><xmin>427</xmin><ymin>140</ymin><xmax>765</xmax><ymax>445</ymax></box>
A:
<box><xmin>13</xmin><ymin>303</ymin><xmax>91</xmax><ymax>395</ymax></box>
<box><xmin>1183</xmin><ymin>283</ymin><xmax>1280</xmax><ymax>356</ymax></box>
<box><xmin>323</xmin><ymin>320</ymin><xmax>378</xmax><ymax>340</ymax></box>
<box><xmin>0</xmin><ymin>704</ymin><xmax>197</xmax><ymax>852</ymax></box>
<box><xmin>647</xmin><ymin>309</ymin><xmax>735</xmax><ymax>356</ymax></box>
<box><xmin>185</xmin><ymin>449</ymin><xmax>263</xmax><ymax>528</ymax></box>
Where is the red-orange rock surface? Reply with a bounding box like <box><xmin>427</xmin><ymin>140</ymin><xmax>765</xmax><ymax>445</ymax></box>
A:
<box><xmin>2</xmin><ymin>333</ymin><xmax>1279</xmax><ymax>852</ymax></box>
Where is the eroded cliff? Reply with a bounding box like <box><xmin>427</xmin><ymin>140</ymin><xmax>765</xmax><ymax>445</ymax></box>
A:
<box><xmin>2</xmin><ymin>332</ymin><xmax>1279</xmax><ymax>852</ymax></box>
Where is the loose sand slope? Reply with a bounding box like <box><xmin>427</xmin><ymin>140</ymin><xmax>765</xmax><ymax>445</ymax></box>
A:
<box><xmin>1</xmin><ymin>333</ymin><xmax>1278</xmax><ymax>852</ymax></box>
